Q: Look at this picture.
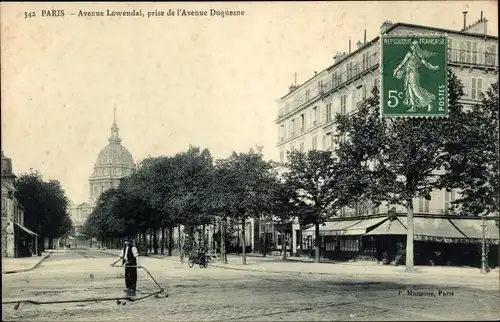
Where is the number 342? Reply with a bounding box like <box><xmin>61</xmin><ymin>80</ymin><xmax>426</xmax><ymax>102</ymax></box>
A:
<box><xmin>24</xmin><ymin>12</ymin><xmax>36</xmax><ymax>18</ymax></box>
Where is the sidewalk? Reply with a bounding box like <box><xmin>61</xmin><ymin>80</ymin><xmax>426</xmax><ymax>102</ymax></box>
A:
<box><xmin>95</xmin><ymin>249</ymin><xmax>499</xmax><ymax>288</ymax></box>
<box><xmin>2</xmin><ymin>252</ymin><xmax>52</xmax><ymax>274</ymax></box>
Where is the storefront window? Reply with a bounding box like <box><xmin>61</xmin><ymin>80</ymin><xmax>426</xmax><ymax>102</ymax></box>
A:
<box><xmin>339</xmin><ymin>238</ymin><xmax>360</xmax><ymax>252</ymax></box>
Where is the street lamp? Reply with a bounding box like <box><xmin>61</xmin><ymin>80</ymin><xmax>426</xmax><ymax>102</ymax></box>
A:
<box><xmin>480</xmin><ymin>214</ymin><xmax>489</xmax><ymax>274</ymax></box>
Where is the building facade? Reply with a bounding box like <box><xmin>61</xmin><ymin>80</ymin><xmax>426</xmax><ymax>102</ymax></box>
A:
<box><xmin>1</xmin><ymin>152</ymin><xmax>37</xmax><ymax>257</ymax></box>
<box><xmin>275</xmin><ymin>15</ymin><xmax>498</xmax><ymax>255</ymax></box>
<box><xmin>69</xmin><ymin>109</ymin><xmax>135</xmax><ymax>247</ymax></box>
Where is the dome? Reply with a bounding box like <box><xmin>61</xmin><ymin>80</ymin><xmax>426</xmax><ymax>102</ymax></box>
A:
<box><xmin>89</xmin><ymin>109</ymin><xmax>135</xmax><ymax>182</ymax></box>
<box><xmin>95</xmin><ymin>144</ymin><xmax>134</xmax><ymax>167</ymax></box>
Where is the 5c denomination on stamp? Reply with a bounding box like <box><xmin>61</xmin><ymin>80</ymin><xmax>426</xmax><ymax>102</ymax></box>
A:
<box><xmin>381</xmin><ymin>35</ymin><xmax>449</xmax><ymax>117</ymax></box>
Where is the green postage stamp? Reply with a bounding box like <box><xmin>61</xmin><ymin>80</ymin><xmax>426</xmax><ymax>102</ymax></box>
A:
<box><xmin>381</xmin><ymin>35</ymin><xmax>448</xmax><ymax>117</ymax></box>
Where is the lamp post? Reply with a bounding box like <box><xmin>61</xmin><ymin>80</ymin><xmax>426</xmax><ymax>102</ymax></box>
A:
<box><xmin>480</xmin><ymin>214</ymin><xmax>488</xmax><ymax>274</ymax></box>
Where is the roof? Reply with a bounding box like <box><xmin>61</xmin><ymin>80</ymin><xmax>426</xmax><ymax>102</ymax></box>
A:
<box><xmin>278</xmin><ymin>21</ymin><xmax>498</xmax><ymax>101</ymax></box>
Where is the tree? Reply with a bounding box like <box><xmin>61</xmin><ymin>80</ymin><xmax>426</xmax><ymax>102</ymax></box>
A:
<box><xmin>440</xmin><ymin>81</ymin><xmax>499</xmax><ymax>216</ymax></box>
<box><xmin>334</xmin><ymin>71</ymin><xmax>468</xmax><ymax>271</ymax></box>
<box><xmin>14</xmin><ymin>171</ymin><xmax>72</xmax><ymax>250</ymax></box>
<box><xmin>82</xmin><ymin>188</ymin><xmax>126</xmax><ymax>244</ymax></box>
<box><xmin>284</xmin><ymin>150</ymin><xmax>348</xmax><ymax>263</ymax></box>
<box><xmin>169</xmin><ymin>146</ymin><xmax>215</xmax><ymax>252</ymax></box>
<box><xmin>265</xmin><ymin>173</ymin><xmax>300</xmax><ymax>260</ymax></box>
<box><xmin>215</xmin><ymin>147</ymin><xmax>276</xmax><ymax>265</ymax></box>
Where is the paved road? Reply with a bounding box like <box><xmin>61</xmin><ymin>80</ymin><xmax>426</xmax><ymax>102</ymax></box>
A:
<box><xmin>2</xmin><ymin>249</ymin><xmax>499</xmax><ymax>321</ymax></box>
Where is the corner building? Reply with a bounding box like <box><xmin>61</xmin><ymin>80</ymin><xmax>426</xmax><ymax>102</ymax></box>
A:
<box><xmin>274</xmin><ymin>15</ymin><xmax>498</xmax><ymax>260</ymax></box>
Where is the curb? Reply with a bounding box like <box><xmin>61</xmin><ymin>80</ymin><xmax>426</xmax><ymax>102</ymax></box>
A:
<box><xmin>211</xmin><ymin>264</ymin><xmax>498</xmax><ymax>282</ymax></box>
<box><xmin>2</xmin><ymin>251</ymin><xmax>53</xmax><ymax>275</ymax></box>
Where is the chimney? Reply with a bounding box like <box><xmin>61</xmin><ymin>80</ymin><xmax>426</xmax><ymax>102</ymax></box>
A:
<box><xmin>380</xmin><ymin>21</ymin><xmax>394</xmax><ymax>34</ymax></box>
<box><xmin>349</xmin><ymin>39</ymin><xmax>351</xmax><ymax>54</ymax></box>
<box><xmin>481</xmin><ymin>11</ymin><xmax>483</xmax><ymax>20</ymax></box>
<box><xmin>356</xmin><ymin>40</ymin><xmax>364</xmax><ymax>49</ymax></box>
<box><xmin>288</xmin><ymin>84</ymin><xmax>298</xmax><ymax>93</ymax></box>
<box><xmin>364</xmin><ymin>29</ymin><xmax>367</xmax><ymax>43</ymax></box>
<box><xmin>463</xmin><ymin>11</ymin><xmax>468</xmax><ymax>29</ymax></box>
<box><xmin>314</xmin><ymin>71</ymin><xmax>318</xmax><ymax>76</ymax></box>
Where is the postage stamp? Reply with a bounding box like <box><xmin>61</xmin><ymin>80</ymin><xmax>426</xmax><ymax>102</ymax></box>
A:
<box><xmin>380</xmin><ymin>35</ymin><xmax>448</xmax><ymax>117</ymax></box>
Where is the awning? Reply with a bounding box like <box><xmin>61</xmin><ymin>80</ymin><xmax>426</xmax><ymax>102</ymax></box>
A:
<box><xmin>449</xmin><ymin>218</ymin><xmax>499</xmax><ymax>239</ymax></box>
<box><xmin>305</xmin><ymin>219</ymin><xmax>361</xmax><ymax>236</ymax></box>
<box><xmin>15</xmin><ymin>223</ymin><xmax>39</xmax><ymax>237</ymax></box>
<box><xmin>366</xmin><ymin>218</ymin><xmax>407</xmax><ymax>235</ymax></box>
<box><xmin>398</xmin><ymin>217</ymin><xmax>465</xmax><ymax>238</ymax></box>
<box><xmin>338</xmin><ymin>217</ymin><xmax>387</xmax><ymax>236</ymax></box>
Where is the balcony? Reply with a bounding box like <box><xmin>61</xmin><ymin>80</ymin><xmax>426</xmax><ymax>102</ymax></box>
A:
<box><xmin>448</xmin><ymin>49</ymin><xmax>498</xmax><ymax>68</ymax></box>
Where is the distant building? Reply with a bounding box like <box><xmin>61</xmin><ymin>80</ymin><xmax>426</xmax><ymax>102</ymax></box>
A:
<box><xmin>89</xmin><ymin>108</ymin><xmax>135</xmax><ymax>204</ymax></box>
<box><xmin>1</xmin><ymin>151</ymin><xmax>38</xmax><ymax>257</ymax></box>
<box><xmin>69</xmin><ymin>109</ymin><xmax>135</xmax><ymax>247</ymax></box>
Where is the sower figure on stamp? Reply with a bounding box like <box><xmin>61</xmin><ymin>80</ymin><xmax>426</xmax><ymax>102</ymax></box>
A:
<box><xmin>119</xmin><ymin>238</ymin><xmax>140</xmax><ymax>296</ymax></box>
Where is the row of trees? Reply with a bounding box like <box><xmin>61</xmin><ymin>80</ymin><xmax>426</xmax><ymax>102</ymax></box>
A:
<box><xmin>14</xmin><ymin>171</ymin><xmax>73</xmax><ymax>252</ymax></box>
<box><xmin>83</xmin><ymin>72</ymin><xmax>498</xmax><ymax>270</ymax></box>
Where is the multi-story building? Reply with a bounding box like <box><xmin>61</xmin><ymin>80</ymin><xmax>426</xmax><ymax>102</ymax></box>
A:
<box><xmin>1</xmin><ymin>151</ymin><xmax>38</xmax><ymax>257</ymax></box>
<box><xmin>275</xmin><ymin>14</ymin><xmax>498</xmax><ymax>255</ymax></box>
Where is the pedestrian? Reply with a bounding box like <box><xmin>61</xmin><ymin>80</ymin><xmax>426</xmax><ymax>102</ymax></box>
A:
<box><xmin>119</xmin><ymin>238</ymin><xmax>140</xmax><ymax>296</ymax></box>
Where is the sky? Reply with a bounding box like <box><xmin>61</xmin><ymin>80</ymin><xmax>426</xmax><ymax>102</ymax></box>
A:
<box><xmin>1</xmin><ymin>1</ymin><xmax>498</xmax><ymax>203</ymax></box>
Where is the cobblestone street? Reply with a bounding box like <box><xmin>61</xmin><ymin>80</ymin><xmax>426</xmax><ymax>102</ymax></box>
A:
<box><xmin>2</xmin><ymin>250</ymin><xmax>499</xmax><ymax>321</ymax></box>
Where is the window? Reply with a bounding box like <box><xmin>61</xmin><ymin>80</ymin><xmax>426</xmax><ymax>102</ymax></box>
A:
<box><xmin>418</xmin><ymin>198</ymin><xmax>424</xmax><ymax>213</ymax></box>
<box><xmin>447</xmin><ymin>38</ymin><xmax>454</xmax><ymax>61</ymax></box>
<box><xmin>285</xmin><ymin>104</ymin><xmax>289</xmax><ymax>114</ymax></box>
<box><xmin>485</xmin><ymin>44</ymin><xmax>497</xmax><ymax>66</ymax></box>
<box><xmin>472</xmin><ymin>42</ymin><xmax>478</xmax><ymax>64</ymax></box>
<box><xmin>347</xmin><ymin>61</ymin><xmax>353</xmax><ymax>79</ymax></box>
<box><xmin>325</xmin><ymin>132</ymin><xmax>332</xmax><ymax>150</ymax></box>
<box><xmin>444</xmin><ymin>189</ymin><xmax>456</xmax><ymax>212</ymax></box>
<box><xmin>465</xmin><ymin>41</ymin><xmax>472</xmax><ymax>64</ymax></box>
<box><xmin>322</xmin><ymin>135</ymin><xmax>327</xmax><ymax>149</ymax></box>
<box><xmin>471</xmin><ymin>77</ymin><xmax>483</xmax><ymax>100</ymax></box>
<box><xmin>325</xmin><ymin>240</ymin><xmax>336</xmax><ymax>251</ymax></box>
<box><xmin>279</xmin><ymin>124</ymin><xmax>285</xmax><ymax>141</ymax></box>
<box><xmin>299</xmin><ymin>142</ymin><xmax>304</xmax><ymax>153</ymax></box>
<box><xmin>424</xmin><ymin>198</ymin><xmax>430</xmax><ymax>213</ymax></box>
<box><xmin>373</xmin><ymin>78</ymin><xmax>379</xmax><ymax>90</ymax></box>
<box><xmin>300</xmin><ymin>114</ymin><xmax>305</xmax><ymax>132</ymax></box>
<box><xmin>305</xmin><ymin>89</ymin><xmax>310</xmax><ymax>101</ymax></box>
<box><xmin>334</xmin><ymin>71</ymin><xmax>340</xmax><ymax>87</ymax></box>
<box><xmin>312</xmin><ymin>106</ymin><xmax>318</xmax><ymax>125</ymax></box>
<box><xmin>459</xmin><ymin>41</ymin><xmax>466</xmax><ymax>62</ymax></box>
<box><xmin>340</xmin><ymin>95</ymin><xmax>347</xmax><ymax>115</ymax></box>
<box><xmin>339</xmin><ymin>238</ymin><xmax>360</xmax><ymax>252</ymax></box>
<box><xmin>318</xmin><ymin>80</ymin><xmax>323</xmax><ymax>93</ymax></box>
<box><xmin>312</xmin><ymin>136</ymin><xmax>317</xmax><ymax>150</ymax></box>
<box><xmin>279</xmin><ymin>151</ymin><xmax>284</xmax><ymax>164</ymax></box>
<box><xmin>362</xmin><ymin>51</ymin><xmax>369</xmax><ymax>71</ymax></box>
<box><xmin>290</xmin><ymin>119</ymin><xmax>295</xmax><ymax>136</ymax></box>
<box><xmin>362</xmin><ymin>84</ymin><xmax>367</xmax><ymax>100</ymax></box>
<box><xmin>326</xmin><ymin>103</ymin><xmax>332</xmax><ymax>122</ymax></box>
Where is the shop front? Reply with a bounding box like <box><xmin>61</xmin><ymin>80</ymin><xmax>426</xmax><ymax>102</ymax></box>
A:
<box><xmin>303</xmin><ymin>214</ymin><xmax>500</xmax><ymax>267</ymax></box>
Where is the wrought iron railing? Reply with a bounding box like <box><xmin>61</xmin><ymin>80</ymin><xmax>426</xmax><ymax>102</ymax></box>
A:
<box><xmin>448</xmin><ymin>48</ymin><xmax>498</xmax><ymax>67</ymax></box>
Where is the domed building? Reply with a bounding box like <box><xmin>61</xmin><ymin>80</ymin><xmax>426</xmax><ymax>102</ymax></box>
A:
<box><xmin>88</xmin><ymin>109</ymin><xmax>135</xmax><ymax>204</ymax></box>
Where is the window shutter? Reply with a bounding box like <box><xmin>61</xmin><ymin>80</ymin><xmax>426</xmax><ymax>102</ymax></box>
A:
<box><xmin>471</xmin><ymin>78</ymin><xmax>477</xmax><ymax>100</ymax></box>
